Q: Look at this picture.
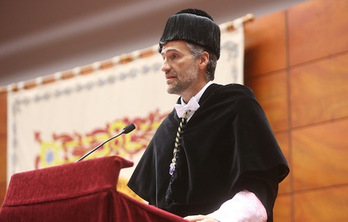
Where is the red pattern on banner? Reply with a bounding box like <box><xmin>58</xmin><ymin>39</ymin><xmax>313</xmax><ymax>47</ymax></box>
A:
<box><xmin>34</xmin><ymin>109</ymin><xmax>168</xmax><ymax>169</ymax></box>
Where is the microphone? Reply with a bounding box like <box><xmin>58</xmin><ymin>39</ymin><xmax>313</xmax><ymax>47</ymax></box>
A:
<box><xmin>123</xmin><ymin>123</ymin><xmax>136</xmax><ymax>134</ymax></box>
<box><xmin>76</xmin><ymin>123</ymin><xmax>136</xmax><ymax>162</ymax></box>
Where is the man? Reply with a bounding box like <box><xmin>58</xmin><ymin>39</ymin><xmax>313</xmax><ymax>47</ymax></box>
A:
<box><xmin>128</xmin><ymin>9</ymin><xmax>289</xmax><ymax>222</ymax></box>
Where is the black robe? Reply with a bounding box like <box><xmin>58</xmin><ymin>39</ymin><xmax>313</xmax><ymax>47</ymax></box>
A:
<box><xmin>128</xmin><ymin>83</ymin><xmax>289</xmax><ymax>221</ymax></box>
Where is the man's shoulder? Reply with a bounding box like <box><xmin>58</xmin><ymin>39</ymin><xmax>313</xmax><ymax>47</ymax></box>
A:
<box><xmin>210</xmin><ymin>83</ymin><xmax>255</xmax><ymax>98</ymax></box>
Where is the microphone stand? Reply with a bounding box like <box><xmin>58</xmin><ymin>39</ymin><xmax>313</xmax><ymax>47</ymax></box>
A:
<box><xmin>76</xmin><ymin>123</ymin><xmax>135</xmax><ymax>162</ymax></box>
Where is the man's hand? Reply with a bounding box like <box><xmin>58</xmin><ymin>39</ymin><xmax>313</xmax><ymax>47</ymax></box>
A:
<box><xmin>184</xmin><ymin>215</ymin><xmax>218</xmax><ymax>222</ymax></box>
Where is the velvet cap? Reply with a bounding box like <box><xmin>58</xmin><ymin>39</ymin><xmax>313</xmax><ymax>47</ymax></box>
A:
<box><xmin>159</xmin><ymin>9</ymin><xmax>221</xmax><ymax>60</ymax></box>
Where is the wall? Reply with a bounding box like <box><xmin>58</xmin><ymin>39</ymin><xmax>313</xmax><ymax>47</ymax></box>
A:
<box><xmin>0</xmin><ymin>91</ymin><xmax>6</xmax><ymax>207</ymax></box>
<box><xmin>1</xmin><ymin>0</ymin><xmax>348</xmax><ymax>220</ymax></box>
<box><xmin>244</xmin><ymin>0</ymin><xmax>348</xmax><ymax>221</ymax></box>
<box><xmin>0</xmin><ymin>0</ymin><xmax>307</xmax><ymax>86</ymax></box>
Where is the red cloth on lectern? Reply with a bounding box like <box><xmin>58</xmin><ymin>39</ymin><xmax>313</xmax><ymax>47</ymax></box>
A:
<box><xmin>0</xmin><ymin>156</ymin><xmax>186</xmax><ymax>222</ymax></box>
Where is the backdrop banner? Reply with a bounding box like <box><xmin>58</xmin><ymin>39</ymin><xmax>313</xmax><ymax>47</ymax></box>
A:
<box><xmin>7</xmin><ymin>19</ymin><xmax>245</xmax><ymax>185</ymax></box>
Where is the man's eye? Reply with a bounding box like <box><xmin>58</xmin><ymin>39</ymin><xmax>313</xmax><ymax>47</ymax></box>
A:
<box><xmin>163</xmin><ymin>53</ymin><xmax>179</xmax><ymax>61</ymax></box>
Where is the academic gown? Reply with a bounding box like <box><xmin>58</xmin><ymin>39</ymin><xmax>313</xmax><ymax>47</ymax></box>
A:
<box><xmin>128</xmin><ymin>83</ymin><xmax>289</xmax><ymax>221</ymax></box>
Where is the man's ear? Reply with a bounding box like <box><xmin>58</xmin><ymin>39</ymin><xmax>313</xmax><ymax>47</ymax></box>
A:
<box><xmin>198</xmin><ymin>51</ymin><xmax>209</xmax><ymax>70</ymax></box>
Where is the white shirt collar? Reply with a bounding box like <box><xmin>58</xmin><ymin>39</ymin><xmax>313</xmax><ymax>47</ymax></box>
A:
<box><xmin>180</xmin><ymin>81</ymin><xmax>213</xmax><ymax>105</ymax></box>
<box><xmin>175</xmin><ymin>81</ymin><xmax>213</xmax><ymax>119</ymax></box>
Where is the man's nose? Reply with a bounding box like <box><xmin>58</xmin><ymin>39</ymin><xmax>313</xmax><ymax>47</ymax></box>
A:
<box><xmin>161</xmin><ymin>60</ymin><xmax>171</xmax><ymax>73</ymax></box>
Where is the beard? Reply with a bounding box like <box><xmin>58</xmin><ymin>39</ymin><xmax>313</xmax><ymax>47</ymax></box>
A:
<box><xmin>166</xmin><ymin>61</ymin><xmax>198</xmax><ymax>95</ymax></box>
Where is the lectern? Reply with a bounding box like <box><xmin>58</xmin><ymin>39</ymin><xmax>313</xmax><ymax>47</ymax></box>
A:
<box><xmin>0</xmin><ymin>156</ymin><xmax>186</xmax><ymax>221</ymax></box>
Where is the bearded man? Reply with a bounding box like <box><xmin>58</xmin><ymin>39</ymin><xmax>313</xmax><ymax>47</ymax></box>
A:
<box><xmin>128</xmin><ymin>8</ymin><xmax>289</xmax><ymax>222</ymax></box>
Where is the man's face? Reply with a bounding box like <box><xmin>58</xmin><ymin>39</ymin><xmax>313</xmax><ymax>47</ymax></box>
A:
<box><xmin>160</xmin><ymin>41</ymin><xmax>199</xmax><ymax>96</ymax></box>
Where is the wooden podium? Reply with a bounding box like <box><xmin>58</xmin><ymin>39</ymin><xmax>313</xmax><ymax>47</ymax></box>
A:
<box><xmin>0</xmin><ymin>156</ymin><xmax>186</xmax><ymax>222</ymax></box>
